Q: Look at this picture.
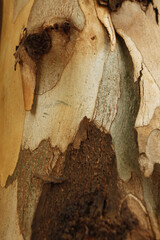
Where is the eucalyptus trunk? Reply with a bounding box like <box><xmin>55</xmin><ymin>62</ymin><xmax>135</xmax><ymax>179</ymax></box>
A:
<box><xmin>0</xmin><ymin>0</ymin><xmax>160</xmax><ymax>240</ymax></box>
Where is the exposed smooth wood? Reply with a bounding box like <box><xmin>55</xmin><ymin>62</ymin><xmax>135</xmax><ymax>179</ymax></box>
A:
<box><xmin>0</xmin><ymin>0</ymin><xmax>33</xmax><ymax>187</ymax></box>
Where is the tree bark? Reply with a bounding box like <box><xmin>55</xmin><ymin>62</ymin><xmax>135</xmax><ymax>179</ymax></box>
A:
<box><xmin>0</xmin><ymin>0</ymin><xmax>160</xmax><ymax>239</ymax></box>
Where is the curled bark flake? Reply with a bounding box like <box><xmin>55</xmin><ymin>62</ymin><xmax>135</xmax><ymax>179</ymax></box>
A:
<box><xmin>14</xmin><ymin>20</ymin><xmax>74</xmax><ymax>110</ymax></box>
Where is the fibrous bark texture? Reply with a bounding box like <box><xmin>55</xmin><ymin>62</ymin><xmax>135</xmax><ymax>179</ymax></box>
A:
<box><xmin>30</xmin><ymin>118</ymin><xmax>154</xmax><ymax>240</ymax></box>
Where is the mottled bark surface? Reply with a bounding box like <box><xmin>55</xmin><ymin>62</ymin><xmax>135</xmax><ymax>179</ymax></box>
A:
<box><xmin>5</xmin><ymin>118</ymin><xmax>154</xmax><ymax>240</ymax></box>
<box><xmin>30</xmin><ymin>118</ymin><xmax>154</xmax><ymax>240</ymax></box>
<box><xmin>1</xmin><ymin>0</ymin><xmax>160</xmax><ymax>239</ymax></box>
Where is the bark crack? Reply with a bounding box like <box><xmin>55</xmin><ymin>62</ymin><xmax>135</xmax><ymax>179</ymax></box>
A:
<box><xmin>153</xmin><ymin>6</ymin><xmax>159</xmax><ymax>24</ymax></box>
<box><xmin>138</xmin><ymin>63</ymin><xmax>143</xmax><ymax>82</ymax></box>
<box><xmin>149</xmin><ymin>0</ymin><xmax>159</xmax><ymax>25</ymax></box>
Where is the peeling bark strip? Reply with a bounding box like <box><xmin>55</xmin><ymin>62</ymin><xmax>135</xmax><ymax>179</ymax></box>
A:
<box><xmin>31</xmin><ymin>118</ymin><xmax>154</xmax><ymax>240</ymax></box>
<box><xmin>108</xmin><ymin>1</ymin><xmax>160</xmax><ymax>237</ymax></box>
<box><xmin>21</xmin><ymin>0</ymin><xmax>109</xmax><ymax>153</ymax></box>
<box><xmin>109</xmin><ymin>0</ymin><xmax>160</xmax><ymax>179</ymax></box>
<box><xmin>14</xmin><ymin>19</ymin><xmax>79</xmax><ymax>110</ymax></box>
<box><xmin>14</xmin><ymin>0</ymin><xmax>85</xmax><ymax>110</ymax></box>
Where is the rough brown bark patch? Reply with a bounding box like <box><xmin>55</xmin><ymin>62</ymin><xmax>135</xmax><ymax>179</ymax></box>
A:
<box><xmin>149</xmin><ymin>164</ymin><xmax>160</xmax><ymax>218</ymax></box>
<box><xmin>6</xmin><ymin>140</ymin><xmax>54</xmax><ymax>239</ymax></box>
<box><xmin>31</xmin><ymin>119</ymin><xmax>150</xmax><ymax>240</ymax></box>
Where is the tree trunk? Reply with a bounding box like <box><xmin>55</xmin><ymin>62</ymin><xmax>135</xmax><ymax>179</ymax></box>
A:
<box><xmin>1</xmin><ymin>0</ymin><xmax>160</xmax><ymax>239</ymax></box>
